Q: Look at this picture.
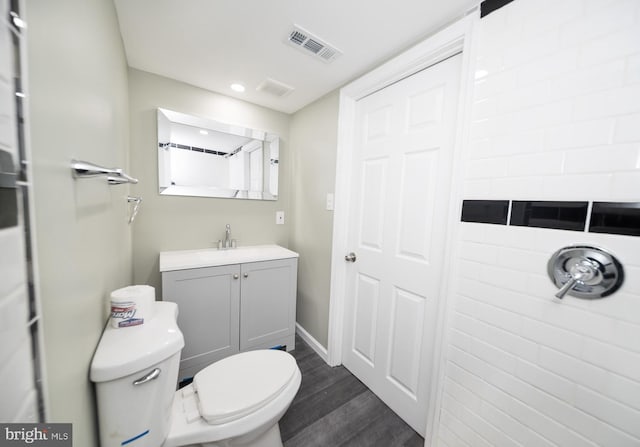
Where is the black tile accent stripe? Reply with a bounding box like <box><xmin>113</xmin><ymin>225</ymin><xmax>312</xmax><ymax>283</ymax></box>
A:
<box><xmin>461</xmin><ymin>199</ymin><xmax>640</xmax><ymax>237</ymax></box>
<box><xmin>461</xmin><ymin>200</ymin><xmax>509</xmax><ymax>225</ymax></box>
<box><xmin>511</xmin><ymin>201</ymin><xmax>588</xmax><ymax>231</ymax></box>
<box><xmin>162</xmin><ymin>142</ymin><xmax>230</xmax><ymax>157</ymax></box>
<box><xmin>480</xmin><ymin>0</ymin><xmax>515</xmax><ymax>18</ymax></box>
<box><xmin>590</xmin><ymin>202</ymin><xmax>640</xmax><ymax>237</ymax></box>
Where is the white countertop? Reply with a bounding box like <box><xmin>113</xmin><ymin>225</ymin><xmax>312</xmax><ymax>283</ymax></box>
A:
<box><xmin>159</xmin><ymin>244</ymin><xmax>299</xmax><ymax>272</ymax></box>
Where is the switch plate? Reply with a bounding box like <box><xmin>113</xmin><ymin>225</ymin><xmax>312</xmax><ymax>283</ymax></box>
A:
<box><xmin>276</xmin><ymin>211</ymin><xmax>285</xmax><ymax>224</ymax></box>
<box><xmin>326</xmin><ymin>193</ymin><xmax>334</xmax><ymax>211</ymax></box>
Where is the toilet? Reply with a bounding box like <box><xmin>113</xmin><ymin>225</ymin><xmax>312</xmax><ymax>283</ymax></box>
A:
<box><xmin>90</xmin><ymin>301</ymin><xmax>301</xmax><ymax>447</ymax></box>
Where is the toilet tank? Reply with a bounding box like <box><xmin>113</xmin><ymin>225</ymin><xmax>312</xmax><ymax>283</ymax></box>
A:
<box><xmin>90</xmin><ymin>301</ymin><xmax>184</xmax><ymax>447</ymax></box>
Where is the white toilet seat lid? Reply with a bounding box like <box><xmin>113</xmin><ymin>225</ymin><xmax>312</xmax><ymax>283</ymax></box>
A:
<box><xmin>193</xmin><ymin>349</ymin><xmax>298</xmax><ymax>425</ymax></box>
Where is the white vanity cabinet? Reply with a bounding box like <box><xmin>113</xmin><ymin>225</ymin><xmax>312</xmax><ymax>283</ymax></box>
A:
<box><xmin>161</xmin><ymin>264</ymin><xmax>240</xmax><ymax>380</ymax></box>
<box><xmin>160</xmin><ymin>245</ymin><xmax>298</xmax><ymax>381</ymax></box>
<box><xmin>239</xmin><ymin>258</ymin><xmax>297</xmax><ymax>351</ymax></box>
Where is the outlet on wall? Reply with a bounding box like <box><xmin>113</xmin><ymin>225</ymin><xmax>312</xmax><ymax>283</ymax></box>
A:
<box><xmin>276</xmin><ymin>211</ymin><xmax>285</xmax><ymax>225</ymax></box>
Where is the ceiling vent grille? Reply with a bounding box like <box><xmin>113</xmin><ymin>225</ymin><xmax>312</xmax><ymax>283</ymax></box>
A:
<box><xmin>256</xmin><ymin>78</ymin><xmax>295</xmax><ymax>98</ymax></box>
<box><xmin>285</xmin><ymin>25</ymin><xmax>342</xmax><ymax>63</ymax></box>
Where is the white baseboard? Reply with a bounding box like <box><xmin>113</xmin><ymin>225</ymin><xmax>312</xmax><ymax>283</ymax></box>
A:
<box><xmin>295</xmin><ymin>323</ymin><xmax>329</xmax><ymax>364</ymax></box>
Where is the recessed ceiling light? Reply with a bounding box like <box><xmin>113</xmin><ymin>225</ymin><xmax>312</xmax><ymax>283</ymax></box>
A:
<box><xmin>230</xmin><ymin>83</ymin><xmax>245</xmax><ymax>93</ymax></box>
<box><xmin>199</xmin><ymin>129</ymin><xmax>208</xmax><ymax>135</ymax></box>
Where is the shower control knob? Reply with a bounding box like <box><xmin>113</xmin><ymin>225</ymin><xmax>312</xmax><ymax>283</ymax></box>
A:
<box><xmin>547</xmin><ymin>245</ymin><xmax>624</xmax><ymax>300</ymax></box>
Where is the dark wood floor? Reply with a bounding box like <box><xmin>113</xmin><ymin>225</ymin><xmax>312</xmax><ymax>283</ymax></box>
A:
<box><xmin>280</xmin><ymin>334</ymin><xmax>424</xmax><ymax>447</ymax></box>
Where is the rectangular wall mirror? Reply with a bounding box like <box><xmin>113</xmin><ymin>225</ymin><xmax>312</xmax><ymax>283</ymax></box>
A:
<box><xmin>157</xmin><ymin>108</ymin><xmax>279</xmax><ymax>200</ymax></box>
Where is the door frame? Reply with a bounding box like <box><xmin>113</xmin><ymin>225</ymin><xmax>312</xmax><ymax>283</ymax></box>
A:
<box><xmin>327</xmin><ymin>12</ymin><xmax>478</xmax><ymax>442</ymax></box>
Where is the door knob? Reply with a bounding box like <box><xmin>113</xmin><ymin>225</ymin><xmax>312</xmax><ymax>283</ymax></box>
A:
<box><xmin>345</xmin><ymin>252</ymin><xmax>357</xmax><ymax>262</ymax></box>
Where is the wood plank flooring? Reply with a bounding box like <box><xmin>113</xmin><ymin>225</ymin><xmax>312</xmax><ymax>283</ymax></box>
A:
<box><xmin>280</xmin><ymin>335</ymin><xmax>424</xmax><ymax>447</ymax></box>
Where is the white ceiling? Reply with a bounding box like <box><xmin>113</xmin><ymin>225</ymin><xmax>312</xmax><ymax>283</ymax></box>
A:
<box><xmin>113</xmin><ymin>0</ymin><xmax>479</xmax><ymax>114</ymax></box>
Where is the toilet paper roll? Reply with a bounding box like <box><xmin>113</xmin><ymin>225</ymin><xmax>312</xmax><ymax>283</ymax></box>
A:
<box><xmin>110</xmin><ymin>285</ymin><xmax>156</xmax><ymax>328</ymax></box>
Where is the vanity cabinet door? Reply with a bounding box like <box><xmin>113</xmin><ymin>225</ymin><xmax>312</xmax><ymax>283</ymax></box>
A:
<box><xmin>239</xmin><ymin>258</ymin><xmax>297</xmax><ymax>351</ymax></box>
<box><xmin>162</xmin><ymin>264</ymin><xmax>240</xmax><ymax>380</ymax></box>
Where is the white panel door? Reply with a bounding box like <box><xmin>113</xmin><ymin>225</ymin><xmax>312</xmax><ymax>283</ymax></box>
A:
<box><xmin>342</xmin><ymin>54</ymin><xmax>461</xmax><ymax>435</ymax></box>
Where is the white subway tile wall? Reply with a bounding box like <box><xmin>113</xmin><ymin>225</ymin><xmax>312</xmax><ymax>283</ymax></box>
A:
<box><xmin>0</xmin><ymin>0</ymin><xmax>38</xmax><ymax>422</ymax></box>
<box><xmin>438</xmin><ymin>0</ymin><xmax>640</xmax><ymax>446</ymax></box>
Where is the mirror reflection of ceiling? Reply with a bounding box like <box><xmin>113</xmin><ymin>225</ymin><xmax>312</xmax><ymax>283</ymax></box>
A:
<box><xmin>170</xmin><ymin>124</ymin><xmax>253</xmax><ymax>154</ymax></box>
<box><xmin>113</xmin><ymin>0</ymin><xmax>478</xmax><ymax>113</ymax></box>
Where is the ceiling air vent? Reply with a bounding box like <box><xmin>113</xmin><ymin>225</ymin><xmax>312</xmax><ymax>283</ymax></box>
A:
<box><xmin>285</xmin><ymin>25</ymin><xmax>342</xmax><ymax>63</ymax></box>
<box><xmin>256</xmin><ymin>78</ymin><xmax>295</xmax><ymax>98</ymax></box>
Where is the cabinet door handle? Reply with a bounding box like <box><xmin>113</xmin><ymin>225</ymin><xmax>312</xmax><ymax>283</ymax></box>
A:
<box><xmin>243</xmin><ymin>273</ymin><xmax>249</xmax><ymax>278</ymax></box>
<box><xmin>233</xmin><ymin>274</ymin><xmax>239</xmax><ymax>279</ymax></box>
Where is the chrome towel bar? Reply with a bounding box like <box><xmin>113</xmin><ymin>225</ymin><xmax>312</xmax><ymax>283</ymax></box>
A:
<box><xmin>71</xmin><ymin>159</ymin><xmax>138</xmax><ymax>185</ymax></box>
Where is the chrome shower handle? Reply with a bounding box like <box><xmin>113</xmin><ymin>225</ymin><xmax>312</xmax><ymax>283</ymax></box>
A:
<box><xmin>554</xmin><ymin>277</ymin><xmax>579</xmax><ymax>299</ymax></box>
<box><xmin>554</xmin><ymin>258</ymin><xmax>598</xmax><ymax>299</ymax></box>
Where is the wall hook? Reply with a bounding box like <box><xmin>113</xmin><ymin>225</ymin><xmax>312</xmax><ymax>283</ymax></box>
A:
<box><xmin>127</xmin><ymin>196</ymin><xmax>142</xmax><ymax>224</ymax></box>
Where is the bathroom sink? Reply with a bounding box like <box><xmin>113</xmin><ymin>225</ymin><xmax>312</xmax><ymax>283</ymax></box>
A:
<box><xmin>159</xmin><ymin>244</ymin><xmax>298</xmax><ymax>272</ymax></box>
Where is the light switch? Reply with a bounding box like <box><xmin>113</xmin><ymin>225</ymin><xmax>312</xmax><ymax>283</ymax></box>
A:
<box><xmin>326</xmin><ymin>193</ymin><xmax>334</xmax><ymax>211</ymax></box>
<box><xmin>276</xmin><ymin>211</ymin><xmax>285</xmax><ymax>224</ymax></box>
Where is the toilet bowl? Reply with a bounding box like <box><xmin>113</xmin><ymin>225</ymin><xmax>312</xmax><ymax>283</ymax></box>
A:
<box><xmin>90</xmin><ymin>301</ymin><xmax>301</xmax><ymax>447</ymax></box>
<box><xmin>164</xmin><ymin>349</ymin><xmax>301</xmax><ymax>447</ymax></box>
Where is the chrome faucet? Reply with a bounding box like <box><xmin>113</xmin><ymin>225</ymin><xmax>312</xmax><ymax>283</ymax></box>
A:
<box><xmin>217</xmin><ymin>224</ymin><xmax>236</xmax><ymax>249</ymax></box>
<box><xmin>224</xmin><ymin>224</ymin><xmax>232</xmax><ymax>248</ymax></box>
